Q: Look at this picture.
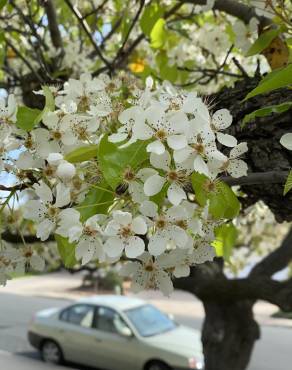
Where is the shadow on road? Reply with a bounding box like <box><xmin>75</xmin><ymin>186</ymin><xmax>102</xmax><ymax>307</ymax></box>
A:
<box><xmin>16</xmin><ymin>350</ymin><xmax>100</xmax><ymax>370</ymax></box>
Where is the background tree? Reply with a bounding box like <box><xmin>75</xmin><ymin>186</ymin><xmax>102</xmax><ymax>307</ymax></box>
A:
<box><xmin>1</xmin><ymin>1</ymin><xmax>292</xmax><ymax>370</ymax></box>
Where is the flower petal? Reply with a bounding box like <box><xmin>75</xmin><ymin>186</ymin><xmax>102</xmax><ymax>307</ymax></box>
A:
<box><xmin>228</xmin><ymin>159</ymin><xmax>248</xmax><ymax>178</ymax></box>
<box><xmin>193</xmin><ymin>155</ymin><xmax>210</xmax><ymax>176</ymax></box>
<box><xmin>76</xmin><ymin>240</ymin><xmax>96</xmax><ymax>265</ymax></box>
<box><xmin>23</xmin><ymin>200</ymin><xmax>46</xmax><ymax>221</ymax></box>
<box><xmin>139</xmin><ymin>200</ymin><xmax>158</xmax><ymax>218</ymax></box>
<box><xmin>147</xmin><ymin>140</ymin><xmax>165</xmax><ymax>155</ymax></box>
<box><xmin>167</xmin><ymin>134</ymin><xmax>188</xmax><ymax>150</ymax></box>
<box><xmin>150</xmin><ymin>150</ymin><xmax>171</xmax><ymax>171</ymax></box>
<box><xmin>33</xmin><ymin>182</ymin><xmax>53</xmax><ymax>204</ymax></box>
<box><xmin>156</xmin><ymin>270</ymin><xmax>173</xmax><ymax>296</ymax></box>
<box><xmin>167</xmin><ymin>183</ymin><xmax>186</xmax><ymax>206</ymax></box>
<box><xmin>36</xmin><ymin>219</ymin><xmax>55</xmax><ymax>241</ymax></box>
<box><xmin>212</xmin><ymin>109</ymin><xmax>232</xmax><ymax>130</ymax></box>
<box><xmin>280</xmin><ymin>133</ymin><xmax>292</xmax><ymax>150</ymax></box>
<box><xmin>169</xmin><ymin>225</ymin><xmax>188</xmax><ymax>248</ymax></box>
<box><xmin>173</xmin><ymin>147</ymin><xmax>193</xmax><ymax>163</ymax></box>
<box><xmin>55</xmin><ymin>183</ymin><xmax>71</xmax><ymax>208</ymax></box>
<box><xmin>119</xmin><ymin>261</ymin><xmax>140</xmax><ymax>276</ymax></box>
<box><xmin>113</xmin><ymin>210</ymin><xmax>132</xmax><ymax>226</ymax></box>
<box><xmin>125</xmin><ymin>236</ymin><xmax>145</xmax><ymax>258</ymax></box>
<box><xmin>108</xmin><ymin>132</ymin><xmax>128</xmax><ymax>143</ymax></box>
<box><xmin>144</xmin><ymin>174</ymin><xmax>165</xmax><ymax>196</ymax></box>
<box><xmin>174</xmin><ymin>265</ymin><xmax>190</xmax><ymax>278</ymax></box>
<box><xmin>230</xmin><ymin>142</ymin><xmax>248</xmax><ymax>158</ymax></box>
<box><xmin>148</xmin><ymin>234</ymin><xmax>167</xmax><ymax>256</ymax></box>
<box><xmin>216</xmin><ymin>132</ymin><xmax>237</xmax><ymax>147</ymax></box>
<box><xmin>132</xmin><ymin>216</ymin><xmax>147</xmax><ymax>235</ymax></box>
<box><xmin>104</xmin><ymin>237</ymin><xmax>124</xmax><ymax>257</ymax></box>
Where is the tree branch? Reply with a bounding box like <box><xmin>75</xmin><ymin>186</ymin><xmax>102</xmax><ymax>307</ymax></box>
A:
<box><xmin>0</xmin><ymin>183</ymin><xmax>30</xmax><ymax>192</ymax></box>
<box><xmin>1</xmin><ymin>231</ymin><xmax>54</xmax><ymax>244</ymax></box>
<box><xmin>175</xmin><ymin>267</ymin><xmax>292</xmax><ymax>312</ymax></box>
<box><xmin>44</xmin><ymin>0</ymin><xmax>63</xmax><ymax>49</ymax></box>
<box><xmin>5</xmin><ymin>39</ymin><xmax>44</xmax><ymax>83</ymax></box>
<box><xmin>221</xmin><ymin>171</ymin><xmax>288</xmax><ymax>187</ymax></box>
<box><xmin>250</xmin><ymin>227</ymin><xmax>292</xmax><ymax>278</ymax></box>
<box><xmin>183</xmin><ymin>0</ymin><xmax>271</xmax><ymax>25</ymax></box>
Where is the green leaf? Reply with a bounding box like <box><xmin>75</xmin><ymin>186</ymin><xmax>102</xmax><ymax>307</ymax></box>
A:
<box><xmin>55</xmin><ymin>234</ymin><xmax>77</xmax><ymax>268</ymax></box>
<box><xmin>150</xmin><ymin>18</ymin><xmax>167</xmax><ymax>49</ymax></box>
<box><xmin>246</xmin><ymin>28</ymin><xmax>280</xmax><ymax>57</ymax></box>
<box><xmin>16</xmin><ymin>106</ymin><xmax>42</xmax><ymax>131</ymax></box>
<box><xmin>213</xmin><ymin>223</ymin><xmax>238</xmax><ymax>261</ymax></box>
<box><xmin>42</xmin><ymin>85</ymin><xmax>55</xmax><ymax>111</ymax></box>
<box><xmin>16</xmin><ymin>86</ymin><xmax>56</xmax><ymax>131</ymax></box>
<box><xmin>242</xmin><ymin>101</ymin><xmax>292</xmax><ymax>126</ymax></box>
<box><xmin>140</xmin><ymin>3</ymin><xmax>164</xmax><ymax>37</ymax></box>
<box><xmin>245</xmin><ymin>64</ymin><xmax>292</xmax><ymax>100</ymax></box>
<box><xmin>191</xmin><ymin>172</ymin><xmax>210</xmax><ymax>206</ymax></box>
<box><xmin>191</xmin><ymin>172</ymin><xmax>240</xmax><ymax>219</ymax></box>
<box><xmin>284</xmin><ymin>170</ymin><xmax>292</xmax><ymax>195</ymax></box>
<box><xmin>77</xmin><ymin>182</ymin><xmax>115</xmax><ymax>222</ymax></box>
<box><xmin>65</xmin><ymin>145</ymin><xmax>99</xmax><ymax>163</ymax></box>
<box><xmin>156</xmin><ymin>48</ymin><xmax>179</xmax><ymax>80</ymax></box>
<box><xmin>0</xmin><ymin>0</ymin><xmax>7</xmax><ymax>10</ymax></box>
<box><xmin>98</xmin><ymin>136</ymin><xmax>148</xmax><ymax>190</ymax></box>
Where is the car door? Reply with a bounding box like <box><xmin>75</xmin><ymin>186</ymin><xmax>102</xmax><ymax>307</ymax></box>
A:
<box><xmin>88</xmin><ymin>306</ymin><xmax>144</xmax><ymax>370</ymax></box>
<box><xmin>57</xmin><ymin>304</ymin><xmax>98</xmax><ymax>367</ymax></box>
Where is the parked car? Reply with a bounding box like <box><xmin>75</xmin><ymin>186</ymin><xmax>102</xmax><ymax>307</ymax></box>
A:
<box><xmin>28</xmin><ymin>295</ymin><xmax>204</xmax><ymax>370</ymax></box>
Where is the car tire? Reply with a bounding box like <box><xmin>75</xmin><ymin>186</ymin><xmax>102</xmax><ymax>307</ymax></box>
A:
<box><xmin>41</xmin><ymin>339</ymin><xmax>63</xmax><ymax>365</ymax></box>
<box><xmin>146</xmin><ymin>360</ymin><xmax>172</xmax><ymax>370</ymax></box>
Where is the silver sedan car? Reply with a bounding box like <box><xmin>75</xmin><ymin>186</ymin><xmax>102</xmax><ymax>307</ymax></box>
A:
<box><xmin>28</xmin><ymin>295</ymin><xmax>204</xmax><ymax>370</ymax></box>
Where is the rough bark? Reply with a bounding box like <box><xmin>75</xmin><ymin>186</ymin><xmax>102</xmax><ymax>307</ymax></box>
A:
<box><xmin>174</xmin><ymin>227</ymin><xmax>292</xmax><ymax>370</ymax></box>
<box><xmin>211</xmin><ymin>77</ymin><xmax>292</xmax><ymax>222</ymax></box>
<box><xmin>174</xmin><ymin>260</ymin><xmax>260</xmax><ymax>370</ymax></box>
<box><xmin>202</xmin><ymin>300</ymin><xmax>259</xmax><ymax>370</ymax></box>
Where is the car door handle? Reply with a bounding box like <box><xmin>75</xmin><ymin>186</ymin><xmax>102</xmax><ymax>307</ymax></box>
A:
<box><xmin>94</xmin><ymin>338</ymin><xmax>102</xmax><ymax>342</ymax></box>
<box><xmin>58</xmin><ymin>329</ymin><xmax>65</xmax><ymax>334</ymax></box>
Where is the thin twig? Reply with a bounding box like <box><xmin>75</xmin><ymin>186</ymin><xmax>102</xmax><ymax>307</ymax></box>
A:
<box><xmin>112</xmin><ymin>0</ymin><xmax>145</xmax><ymax>67</ymax></box>
<box><xmin>64</xmin><ymin>0</ymin><xmax>112</xmax><ymax>71</ymax></box>
<box><xmin>5</xmin><ymin>39</ymin><xmax>44</xmax><ymax>83</ymax></box>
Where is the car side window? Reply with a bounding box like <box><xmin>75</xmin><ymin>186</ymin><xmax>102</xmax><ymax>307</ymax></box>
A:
<box><xmin>60</xmin><ymin>305</ymin><xmax>94</xmax><ymax>328</ymax></box>
<box><xmin>93</xmin><ymin>306</ymin><xmax>129</xmax><ymax>334</ymax></box>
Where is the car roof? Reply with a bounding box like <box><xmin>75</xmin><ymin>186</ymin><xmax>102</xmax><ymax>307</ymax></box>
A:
<box><xmin>77</xmin><ymin>295</ymin><xmax>146</xmax><ymax>311</ymax></box>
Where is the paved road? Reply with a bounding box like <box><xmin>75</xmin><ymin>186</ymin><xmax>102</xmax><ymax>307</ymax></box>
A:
<box><xmin>0</xmin><ymin>292</ymin><xmax>291</xmax><ymax>369</ymax></box>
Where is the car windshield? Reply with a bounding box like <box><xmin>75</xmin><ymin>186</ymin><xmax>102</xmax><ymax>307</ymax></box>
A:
<box><xmin>124</xmin><ymin>304</ymin><xmax>177</xmax><ymax>337</ymax></box>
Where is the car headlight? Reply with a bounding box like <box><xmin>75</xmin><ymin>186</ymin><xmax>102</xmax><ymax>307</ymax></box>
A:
<box><xmin>188</xmin><ymin>357</ymin><xmax>203</xmax><ymax>369</ymax></box>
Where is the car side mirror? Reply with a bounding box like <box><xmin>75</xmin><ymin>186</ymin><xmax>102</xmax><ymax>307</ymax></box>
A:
<box><xmin>117</xmin><ymin>325</ymin><xmax>133</xmax><ymax>338</ymax></box>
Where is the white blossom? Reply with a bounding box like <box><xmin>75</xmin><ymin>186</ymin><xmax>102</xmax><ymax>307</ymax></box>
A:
<box><xmin>104</xmin><ymin>211</ymin><xmax>147</xmax><ymax>258</ymax></box>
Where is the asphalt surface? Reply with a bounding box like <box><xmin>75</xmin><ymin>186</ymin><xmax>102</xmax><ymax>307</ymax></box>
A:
<box><xmin>0</xmin><ymin>292</ymin><xmax>291</xmax><ymax>370</ymax></box>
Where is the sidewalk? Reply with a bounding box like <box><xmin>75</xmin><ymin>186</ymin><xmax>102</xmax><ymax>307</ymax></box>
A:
<box><xmin>2</xmin><ymin>272</ymin><xmax>292</xmax><ymax>328</ymax></box>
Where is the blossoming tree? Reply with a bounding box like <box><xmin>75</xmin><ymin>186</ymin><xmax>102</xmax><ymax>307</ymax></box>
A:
<box><xmin>1</xmin><ymin>1</ymin><xmax>292</xmax><ymax>369</ymax></box>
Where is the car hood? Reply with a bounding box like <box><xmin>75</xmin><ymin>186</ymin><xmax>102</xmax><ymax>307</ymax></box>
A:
<box><xmin>142</xmin><ymin>325</ymin><xmax>203</xmax><ymax>358</ymax></box>
<box><xmin>36</xmin><ymin>307</ymin><xmax>60</xmax><ymax>318</ymax></box>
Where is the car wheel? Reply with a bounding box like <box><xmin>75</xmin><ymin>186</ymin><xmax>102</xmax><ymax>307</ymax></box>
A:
<box><xmin>41</xmin><ymin>340</ymin><xmax>63</xmax><ymax>364</ymax></box>
<box><xmin>146</xmin><ymin>361</ymin><xmax>172</xmax><ymax>370</ymax></box>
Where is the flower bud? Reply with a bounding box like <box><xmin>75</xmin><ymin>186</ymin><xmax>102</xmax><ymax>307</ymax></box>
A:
<box><xmin>47</xmin><ymin>153</ymin><xmax>63</xmax><ymax>166</ymax></box>
<box><xmin>56</xmin><ymin>161</ymin><xmax>76</xmax><ymax>180</ymax></box>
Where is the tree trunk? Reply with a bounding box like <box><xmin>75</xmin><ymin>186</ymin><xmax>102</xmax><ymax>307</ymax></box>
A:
<box><xmin>202</xmin><ymin>300</ymin><xmax>260</xmax><ymax>370</ymax></box>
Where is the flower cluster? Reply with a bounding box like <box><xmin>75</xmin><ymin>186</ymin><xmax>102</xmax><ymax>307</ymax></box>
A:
<box><xmin>0</xmin><ymin>73</ymin><xmax>248</xmax><ymax>294</ymax></box>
